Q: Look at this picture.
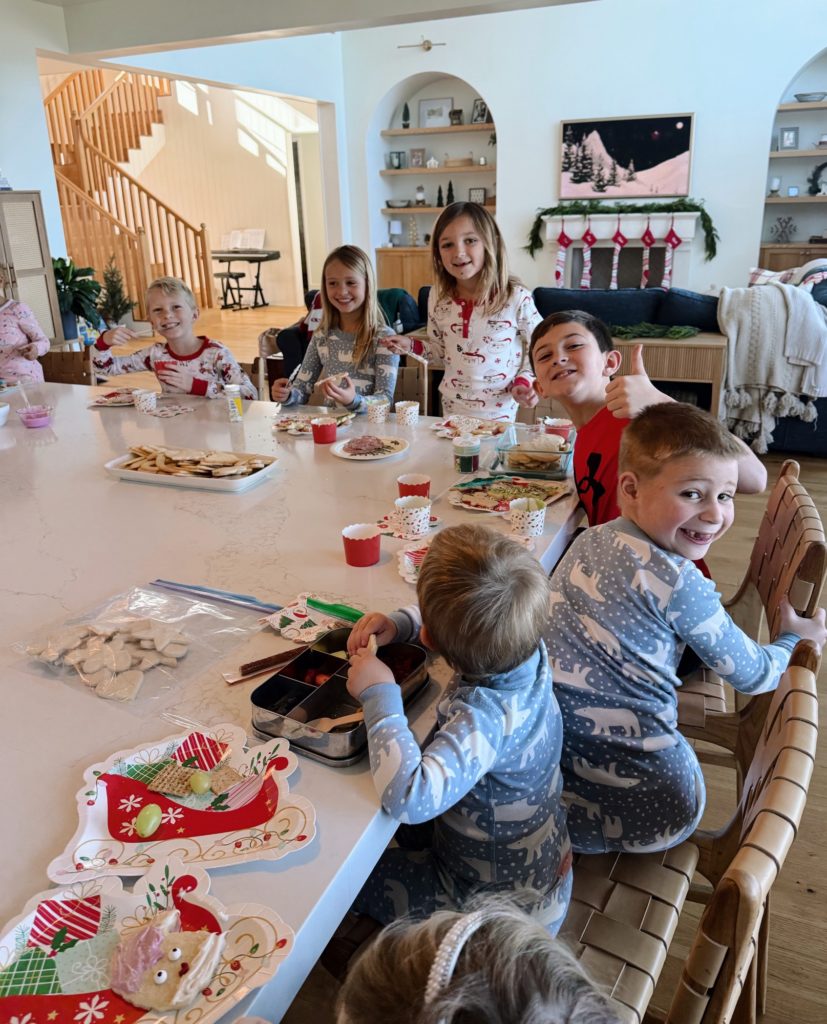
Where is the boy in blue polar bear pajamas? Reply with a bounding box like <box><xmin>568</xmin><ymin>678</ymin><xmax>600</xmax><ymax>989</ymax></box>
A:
<box><xmin>547</xmin><ymin>402</ymin><xmax>826</xmax><ymax>855</ymax></box>
<box><xmin>346</xmin><ymin>524</ymin><xmax>572</xmax><ymax>931</ymax></box>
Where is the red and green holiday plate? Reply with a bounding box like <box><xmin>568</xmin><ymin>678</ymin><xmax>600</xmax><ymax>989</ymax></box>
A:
<box><xmin>48</xmin><ymin>724</ymin><xmax>315</xmax><ymax>883</ymax></box>
<box><xmin>0</xmin><ymin>856</ymin><xmax>292</xmax><ymax>1022</ymax></box>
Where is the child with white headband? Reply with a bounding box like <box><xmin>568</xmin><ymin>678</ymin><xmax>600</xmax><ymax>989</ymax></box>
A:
<box><xmin>335</xmin><ymin>897</ymin><xmax>621</xmax><ymax>1024</ymax></box>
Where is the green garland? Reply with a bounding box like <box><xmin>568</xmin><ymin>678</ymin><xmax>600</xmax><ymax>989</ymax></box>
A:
<box><xmin>525</xmin><ymin>198</ymin><xmax>719</xmax><ymax>262</ymax></box>
<box><xmin>807</xmin><ymin>161</ymin><xmax>827</xmax><ymax>196</ymax></box>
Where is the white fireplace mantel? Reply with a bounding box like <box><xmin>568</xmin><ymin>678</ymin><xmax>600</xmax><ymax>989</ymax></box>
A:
<box><xmin>541</xmin><ymin>212</ymin><xmax>701</xmax><ymax>288</ymax></box>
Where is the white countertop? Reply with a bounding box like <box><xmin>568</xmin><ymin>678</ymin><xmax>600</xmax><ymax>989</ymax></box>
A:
<box><xmin>0</xmin><ymin>384</ymin><xmax>576</xmax><ymax>1020</ymax></box>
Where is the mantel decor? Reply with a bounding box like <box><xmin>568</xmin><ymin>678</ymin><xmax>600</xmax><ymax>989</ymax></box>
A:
<box><xmin>525</xmin><ymin>199</ymin><xmax>719</xmax><ymax>261</ymax></box>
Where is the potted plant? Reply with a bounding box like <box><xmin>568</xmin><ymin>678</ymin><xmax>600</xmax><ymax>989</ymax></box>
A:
<box><xmin>52</xmin><ymin>257</ymin><xmax>102</xmax><ymax>341</ymax></box>
<box><xmin>97</xmin><ymin>255</ymin><xmax>135</xmax><ymax>327</ymax></box>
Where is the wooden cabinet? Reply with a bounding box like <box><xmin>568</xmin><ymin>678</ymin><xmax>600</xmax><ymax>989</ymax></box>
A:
<box><xmin>758</xmin><ymin>243</ymin><xmax>827</xmax><ymax>271</ymax></box>
<box><xmin>376</xmin><ymin>247</ymin><xmax>433</xmax><ymax>296</ymax></box>
<box><xmin>0</xmin><ymin>191</ymin><xmax>62</xmax><ymax>343</ymax></box>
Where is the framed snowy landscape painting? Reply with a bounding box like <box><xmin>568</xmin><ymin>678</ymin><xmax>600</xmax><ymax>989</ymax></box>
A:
<box><xmin>559</xmin><ymin>114</ymin><xmax>693</xmax><ymax>199</ymax></box>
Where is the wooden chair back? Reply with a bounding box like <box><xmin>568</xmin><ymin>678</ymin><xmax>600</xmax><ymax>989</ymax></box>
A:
<box><xmin>666</xmin><ymin>640</ymin><xmax>819</xmax><ymax>1023</ymax></box>
<box><xmin>729</xmin><ymin>459</ymin><xmax>826</xmax><ymax>641</ymax></box>
<box><xmin>41</xmin><ymin>349</ymin><xmax>93</xmax><ymax>385</ymax></box>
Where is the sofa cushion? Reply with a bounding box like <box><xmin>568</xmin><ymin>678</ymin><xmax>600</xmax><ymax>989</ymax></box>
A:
<box><xmin>658</xmin><ymin>288</ymin><xmax>720</xmax><ymax>332</ymax></box>
<box><xmin>532</xmin><ymin>288</ymin><xmax>663</xmax><ymax>326</ymax></box>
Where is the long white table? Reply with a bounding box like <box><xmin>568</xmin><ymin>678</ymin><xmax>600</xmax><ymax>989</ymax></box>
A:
<box><xmin>0</xmin><ymin>384</ymin><xmax>577</xmax><ymax>1020</ymax></box>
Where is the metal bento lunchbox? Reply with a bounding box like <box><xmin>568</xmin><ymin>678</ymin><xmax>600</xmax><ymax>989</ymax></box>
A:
<box><xmin>250</xmin><ymin>627</ymin><xmax>429</xmax><ymax>765</ymax></box>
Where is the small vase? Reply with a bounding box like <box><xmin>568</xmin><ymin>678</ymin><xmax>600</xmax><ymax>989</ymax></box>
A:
<box><xmin>61</xmin><ymin>310</ymin><xmax>79</xmax><ymax>341</ymax></box>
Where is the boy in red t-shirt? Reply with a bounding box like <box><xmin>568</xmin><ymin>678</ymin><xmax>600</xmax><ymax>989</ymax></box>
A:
<box><xmin>528</xmin><ymin>310</ymin><xmax>767</xmax><ymax>529</ymax></box>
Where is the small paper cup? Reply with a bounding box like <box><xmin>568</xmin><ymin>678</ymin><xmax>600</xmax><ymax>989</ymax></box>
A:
<box><xmin>393</xmin><ymin>495</ymin><xmax>432</xmax><ymax>537</ymax></box>
<box><xmin>544</xmin><ymin>417</ymin><xmax>574</xmax><ymax>441</ymax></box>
<box><xmin>133</xmin><ymin>389</ymin><xmax>157</xmax><ymax>413</ymax></box>
<box><xmin>366</xmin><ymin>399</ymin><xmax>390</xmax><ymax>424</ymax></box>
<box><xmin>397</xmin><ymin>473</ymin><xmax>431</xmax><ymax>498</ymax></box>
<box><xmin>507</xmin><ymin>497</ymin><xmax>546</xmax><ymax>537</ymax></box>
<box><xmin>395</xmin><ymin>400</ymin><xmax>420</xmax><ymax>426</ymax></box>
<box><xmin>311</xmin><ymin>416</ymin><xmax>337</xmax><ymax>444</ymax></box>
<box><xmin>342</xmin><ymin>523</ymin><xmax>382</xmax><ymax>566</ymax></box>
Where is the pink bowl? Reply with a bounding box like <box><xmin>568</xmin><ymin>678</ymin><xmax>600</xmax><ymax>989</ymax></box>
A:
<box><xmin>18</xmin><ymin>405</ymin><xmax>53</xmax><ymax>429</ymax></box>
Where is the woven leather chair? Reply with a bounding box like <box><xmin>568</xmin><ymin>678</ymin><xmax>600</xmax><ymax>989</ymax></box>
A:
<box><xmin>560</xmin><ymin>639</ymin><xmax>819</xmax><ymax>1024</ymax></box>
<box><xmin>678</xmin><ymin>459</ymin><xmax>826</xmax><ymax>779</ymax></box>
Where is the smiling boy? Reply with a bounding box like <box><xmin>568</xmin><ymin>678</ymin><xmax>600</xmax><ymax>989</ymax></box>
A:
<box><xmin>546</xmin><ymin>403</ymin><xmax>826</xmax><ymax>854</ymax></box>
<box><xmin>528</xmin><ymin>311</ymin><xmax>766</xmax><ymax>527</ymax></box>
<box><xmin>93</xmin><ymin>276</ymin><xmax>257</xmax><ymax>399</ymax></box>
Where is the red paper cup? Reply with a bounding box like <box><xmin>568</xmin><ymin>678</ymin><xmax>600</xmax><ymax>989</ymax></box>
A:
<box><xmin>154</xmin><ymin>360</ymin><xmax>174</xmax><ymax>376</ymax></box>
<box><xmin>544</xmin><ymin>417</ymin><xmax>574</xmax><ymax>440</ymax></box>
<box><xmin>342</xmin><ymin>524</ymin><xmax>381</xmax><ymax>567</ymax></box>
<box><xmin>397</xmin><ymin>473</ymin><xmax>431</xmax><ymax>498</ymax></box>
<box><xmin>311</xmin><ymin>416</ymin><xmax>337</xmax><ymax>444</ymax></box>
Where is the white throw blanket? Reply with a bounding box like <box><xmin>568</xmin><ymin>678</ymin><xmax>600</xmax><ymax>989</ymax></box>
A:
<box><xmin>718</xmin><ymin>282</ymin><xmax>825</xmax><ymax>452</ymax></box>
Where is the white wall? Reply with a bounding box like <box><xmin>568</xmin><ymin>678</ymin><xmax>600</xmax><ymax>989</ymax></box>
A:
<box><xmin>119</xmin><ymin>81</ymin><xmax>319</xmax><ymax>305</ymax></box>
<box><xmin>340</xmin><ymin>0</ymin><xmax>827</xmax><ymax>292</ymax></box>
<box><xmin>0</xmin><ymin>0</ymin><xmax>69</xmax><ymax>256</ymax></box>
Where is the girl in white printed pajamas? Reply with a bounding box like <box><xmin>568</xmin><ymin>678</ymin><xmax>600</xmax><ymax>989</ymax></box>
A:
<box><xmin>345</xmin><ymin>526</ymin><xmax>572</xmax><ymax>931</ymax></box>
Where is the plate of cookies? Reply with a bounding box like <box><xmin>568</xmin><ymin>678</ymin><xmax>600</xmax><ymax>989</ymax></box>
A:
<box><xmin>47</xmin><ymin>723</ymin><xmax>316</xmax><ymax>882</ymax></box>
<box><xmin>105</xmin><ymin>444</ymin><xmax>278</xmax><ymax>492</ymax></box>
<box><xmin>0</xmin><ymin>856</ymin><xmax>293</xmax><ymax>1022</ymax></box>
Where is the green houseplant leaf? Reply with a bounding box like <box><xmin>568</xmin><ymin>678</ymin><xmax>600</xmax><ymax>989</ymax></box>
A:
<box><xmin>52</xmin><ymin>257</ymin><xmax>103</xmax><ymax>324</ymax></box>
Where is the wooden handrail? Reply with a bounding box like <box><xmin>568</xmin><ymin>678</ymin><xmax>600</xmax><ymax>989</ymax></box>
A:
<box><xmin>55</xmin><ymin>170</ymin><xmax>151</xmax><ymax>320</ymax></box>
<box><xmin>74</xmin><ymin>119</ymin><xmax>213</xmax><ymax>308</ymax></box>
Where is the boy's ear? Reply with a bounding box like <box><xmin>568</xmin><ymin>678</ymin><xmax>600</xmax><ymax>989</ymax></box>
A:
<box><xmin>419</xmin><ymin>624</ymin><xmax>434</xmax><ymax>651</ymax></box>
<box><xmin>618</xmin><ymin>470</ymin><xmax>640</xmax><ymax>503</ymax></box>
<box><xmin>602</xmin><ymin>349</ymin><xmax>622</xmax><ymax>377</ymax></box>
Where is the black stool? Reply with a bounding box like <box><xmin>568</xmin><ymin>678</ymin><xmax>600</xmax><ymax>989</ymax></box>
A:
<box><xmin>214</xmin><ymin>271</ymin><xmax>244</xmax><ymax>309</ymax></box>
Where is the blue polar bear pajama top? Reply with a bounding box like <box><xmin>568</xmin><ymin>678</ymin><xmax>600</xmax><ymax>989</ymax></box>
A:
<box><xmin>353</xmin><ymin>606</ymin><xmax>572</xmax><ymax>931</ymax></box>
<box><xmin>546</xmin><ymin>518</ymin><xmax>798</xmax><ymax>854</ymax></box>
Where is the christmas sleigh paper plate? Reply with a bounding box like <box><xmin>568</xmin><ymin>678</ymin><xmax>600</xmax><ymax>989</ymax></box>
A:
<box><xmin>48</xmin><ymin>724</ymin><xmax>315</xmax><ymax>883</ymax></box>
<box><xmin>0</xmin><ymin>857</ymin><xmax>292</xmax><ymax>1023</ymax></box>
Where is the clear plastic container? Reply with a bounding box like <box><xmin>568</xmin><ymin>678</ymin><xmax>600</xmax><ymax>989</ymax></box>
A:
<box><xmin>225</xmin><ymin>384</ymin><xmax>243</xmax><ymax>422</ymax></box>
<box><xmin>494</xmin><ymin>424</ymin><xmax>573</xmax><ymax>478</ymax></box>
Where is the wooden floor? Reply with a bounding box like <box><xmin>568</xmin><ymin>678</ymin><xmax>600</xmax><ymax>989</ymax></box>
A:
<box><xmin>97</xmin><ymin>311</ymin><xmax>827</xmax><ymax>1020</ymax></box>
<box><xmin>281</xmin><ymin>454</ymin><xmax>827</xmax><ymax>1024</ymax></box>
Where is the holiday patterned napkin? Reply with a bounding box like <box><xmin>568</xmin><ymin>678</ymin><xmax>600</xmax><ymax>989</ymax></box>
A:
<box><xmin>262</xmin><ymin>592</ymin><xmax>344</xmax><ymax>642</ymax></box>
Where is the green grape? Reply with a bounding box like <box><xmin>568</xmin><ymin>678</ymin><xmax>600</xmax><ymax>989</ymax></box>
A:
<box><xmin>189</xmin><ymin>770</ymin><xmax>211</xmax><ymax>794</ymax></box>
<box><xmin>135</xmin><ymin>803</ymin><xmax>162</xmax><ymax>838</ymax></box>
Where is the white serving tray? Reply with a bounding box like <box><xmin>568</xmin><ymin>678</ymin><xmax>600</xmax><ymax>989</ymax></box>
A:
<box><xmin>105</xmin><ymin>453</ymin><xmax>278</xmax><ymax>492</ymax></box>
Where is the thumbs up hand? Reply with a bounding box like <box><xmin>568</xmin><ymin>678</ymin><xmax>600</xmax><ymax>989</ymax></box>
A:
<box><xmin>604</xmin><ymin>343</ymin><xmax>672</xmax><ymax>420</ymax></box>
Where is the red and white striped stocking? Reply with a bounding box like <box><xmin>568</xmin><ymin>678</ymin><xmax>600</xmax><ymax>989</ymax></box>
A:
<box><xmin>555</xmin><ymin>224</ymin><xmax>572</xmax><ymax>287</ymax></box>
<box><xmin>609</xmin><ymin>221</ymin><xmax>628</xmax><ymax>290</ymax></box>
<box><xmin>662</xmin><ymin>221</ymin><xmax>683</xmax><ymax>290</ymax></box>
<box><xmin>579</xmin><ymin>221</ymin><xmax>597</xmax><ymax>289</ymax></box>
<box><xmin>640</xmin><ymin>220</ymin><xmax>656</xmax><ymax>289</ymax></box>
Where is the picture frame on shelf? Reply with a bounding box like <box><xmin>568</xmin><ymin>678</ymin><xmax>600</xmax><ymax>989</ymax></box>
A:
<box><xmin>389</xmin><ymin>151</ymin><xmax>407</xmax><ymax>170</ymax></box>
<box><xmin>419</xmin><ymin>97</ymin><xmax>453</xmax><ymax>128</ymax></box>
<box><xmin>409</xmin><ymin>148</ymin><xmax>426</xmax><ymax>168</ymax></box>
<box><xmin>449</xmin><ymin>109</ymin><xmax>464</xmax><ymax>126</ymax></box>
<box><xmin>787</xmin><ymin>185</ymin><xmax>800</xmax><ymax>197</ymax></box>
<box><xmin>559</xmin><ymin>113</ymin><xmax>693</xmax><ymax>199</ymax></box>
<box><xmin>779</xmin><ymin>127</ymin><xmax>800</xmax><ymax>150</ymax></box>
<box><xmin>471</xmin><ymin>99</ymin><xmax>489</xmax><ymax>124</ymax></box>
<box><xmin>468</xmin><ymin>187</ymin><xmax>487</xmax><ymax>204</ymax></box>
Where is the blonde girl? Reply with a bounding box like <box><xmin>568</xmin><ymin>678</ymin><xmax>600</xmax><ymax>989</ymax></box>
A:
<box><xmin>336</xmin><ymin>896</ymin><xmax>621</xmax><ymax>1024</ymax></box>
<box><xmin>384</xmin><ymin>203</ymin><xmax>541</xmax><ymax>420</ymax></box>
<box><xmin>271</xmin><ymin>245</ymin><xmax>399</xmax><ymax>412</ymax></box>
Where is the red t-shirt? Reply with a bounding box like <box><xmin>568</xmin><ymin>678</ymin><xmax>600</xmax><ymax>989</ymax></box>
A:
<box><xmin>573</xmin><ymin>405</ymin><xmax>711</xmax><ymax>577</ymax></box>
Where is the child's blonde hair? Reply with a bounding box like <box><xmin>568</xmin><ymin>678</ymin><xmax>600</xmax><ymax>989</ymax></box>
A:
<box><xmin>336</xmin><ymin>896</ymin><xmax>621</xmax><ymax>1024</ymax></box>
<box><xmin>145</xmin><ymin>276</ymin><xmax>198</xmax><ymax>312</ymax></box>
<box><xmin>619</xmin><ymin>402</ymin><xmax>743</xmax><ymax>480</ymax></box>
<box><xmin>431</xmin><ymin>203</ymin><xmax>517</xmax><ymax>315</ymax></box>
<box><xmin>318</xmin><ymin>245</ymin><xmax>385</xmax><ymax>367</ymax></box>
<box><xmin>416</xmin><ymin>524</ymin><xmax>549</xmax><ymax>678</ymax></box>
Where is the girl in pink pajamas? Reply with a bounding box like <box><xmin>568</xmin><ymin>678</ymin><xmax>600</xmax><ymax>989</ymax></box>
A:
<box><xmin>383</xmin><ymin>203</ymin><xmax>541</xmax><ymax>420</ymax></box>
<box><xmin>0</xmin><ymin>270</ymin><xmax>50</xmax><ymax>384</ymax></box>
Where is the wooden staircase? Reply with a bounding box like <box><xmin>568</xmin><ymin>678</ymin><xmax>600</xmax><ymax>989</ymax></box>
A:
<box><xmin>44</xmin><ymin>69</ymin><xmax>214</xmax><ymax>316</ymax></box>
